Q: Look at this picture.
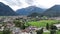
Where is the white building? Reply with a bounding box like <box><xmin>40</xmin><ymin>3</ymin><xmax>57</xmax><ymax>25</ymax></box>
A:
<box><xmin>12</xmin><ymin>27</ymin><xmax>21</xmax><ymax>34</ymax></box>
<box><xmin>0</xmin><ymin>24</ymin><xmax>4</xmax><ymax>31</ymax></box>
<box><xmin>54</xmin><ymin>24</ymin><xmax>60</xmax><ymax>30</ymax></box>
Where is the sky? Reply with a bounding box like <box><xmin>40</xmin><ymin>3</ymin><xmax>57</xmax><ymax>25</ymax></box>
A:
<box><xmin>0</xmin><ymin>0</ymin><xmax>60</xmax><ymax>11</ymax></box>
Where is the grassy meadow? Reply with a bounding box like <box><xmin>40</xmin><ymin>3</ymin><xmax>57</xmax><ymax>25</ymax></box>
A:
<box><xmin>27</xmin><ymin>20</ymin><xmax>60</xmax><ymax>27</ymax></box>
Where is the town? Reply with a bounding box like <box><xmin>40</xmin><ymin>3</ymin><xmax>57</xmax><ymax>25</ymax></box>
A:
<box><xmin>0</xmin><ymin>16</ymin><xmax>60</xmax><ymax>34</ymax></box>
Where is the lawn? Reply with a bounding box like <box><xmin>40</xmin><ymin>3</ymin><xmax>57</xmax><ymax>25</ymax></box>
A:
<box><xmin>0</xmin><ymin>31</ymin><xmax>3</xmax><ymax>34</ymax></box>
<box><xmin>0</xmin><ymin>31</ymin><xmax>12</xmax><ymax>34</ymax></box>
<box><xmin>43</xmin><ymin>32</ymin><xmax>50</xmax><ymax>34</ymax></box>
<box><xmin>27</xmin><ymin>20</ymin><xmax>60</xmax><ymax>27</ymax></box>
<box><xmin>43</xmin><ymin>30</ymin><xmax>60</xmax><ymax>34</ymax></box>
<box><xmin>56</xmin><ymin>30</ymin><xmax>60</xmax><ymax>34</ymax></box>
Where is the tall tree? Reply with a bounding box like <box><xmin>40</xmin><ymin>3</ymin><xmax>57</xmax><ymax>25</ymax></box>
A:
<box><xmin>46</xmin><ymin>23</ymin><xmax>49</xmax><ymax>30</ymax></box>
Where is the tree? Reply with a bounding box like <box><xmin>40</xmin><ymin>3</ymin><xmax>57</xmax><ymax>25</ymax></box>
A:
<box><xmin>13</xmin><ymin>20</ymin><xmax>27</xmax><ymax>30</ymax></box>
<box><xmin>46</xmin><ymin>23</ymin><xmax>49</xmax><ymax>30</ymax></box>
<box><xmin>28</xmin><ymin>12</ymin><xmax>40</xmax><ymax>17</ymax></box>
<box><xmin>13</xmin><ymin>20</ymin><xmax>21</xmax><ymax>27</ymax></box>
<box><xmin>36</xmin><ymin>30</ymin><xmax>40</xmax><ymax>34</ymax></box>
<box><xmin>50</xmin><ymin>24</ymin><xmax>57</xmax><ymax>34</ymax></box>
<box><xmin>21</xmin><ymin>23</ymin><xmax>26</xmax><ymax>29</ymax></box>
<box><xmin>36</xmin><ymin>28</ymin><xmax>43</xmax><ymax>34</ymax></box>
<box><xmin>3</xmin><ymin>28</ymin><xmax>11</xmax><ymax>34</ymax></box>
<box><xmin>40</xmin><ymin>28</ymin><xmax>43</xmax><ymax>34</ymax></box>
<box><xmin>50</xmin><ymin>30</ymin><xmax>56</xmax><ymax>34</ymax></box>
<box><xmin>50</xmin><ymin>24</ymin><xmax>57</xmax><ymax>30</ymax></box>
<box><xmin>42</xmin><ymin>16</ymin><xmax>47</xmax><ymax>20</ymax></box>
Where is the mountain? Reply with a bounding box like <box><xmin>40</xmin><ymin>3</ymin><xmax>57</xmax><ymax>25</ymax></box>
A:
<box><xmin>43</xmin><ymin>5</ymin><xmax>60</xmax><ymax>17</ymax></box>
<box><xmin>16</xmin><ymin>6</ymin><xmax>45</xmax><ymax>16</ymax></box>
<box><xmin>28</xmin><ymin>12</ymin><xmax>41</xmax><ymax>17</ymax></box>
<box><xmin>0</xmin><ymin>2</ymin><xmax>19</xmax><ymax>16</ymax></box>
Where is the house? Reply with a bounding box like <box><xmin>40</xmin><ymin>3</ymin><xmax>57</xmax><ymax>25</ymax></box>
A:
<box><xmin>12</xmin><ymin>27</ymin><xmax>21</xmax><ymax>34</ymax></box>
<box><xmin>6</xmin><ymin>21</ymin><xmax>15</xmax><ymax>29</ymax></box>
<box><xmin>54</xmin><ymin>24</ymin><xmax>60</xmax><ymax>30</ymax></box>
<box><xmin>0</xmin><ymin>24</ymin><xmax>4</xmax><ymax>31</ymax></box>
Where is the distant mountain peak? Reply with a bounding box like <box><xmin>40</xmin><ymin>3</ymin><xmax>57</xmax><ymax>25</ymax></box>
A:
<box><xmin>16</xmin><ymin>6</ymin><xmax>45</xmax><ymax>16</ymax></box>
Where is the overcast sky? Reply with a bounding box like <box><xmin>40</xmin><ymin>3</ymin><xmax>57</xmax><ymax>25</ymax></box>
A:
<box><xmin>0</xmin><ymin>0</ymin><xmax>60</xmax><ymax>11</ymax></box>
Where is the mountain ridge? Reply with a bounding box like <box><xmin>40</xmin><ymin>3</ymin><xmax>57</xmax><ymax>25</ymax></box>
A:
<box><xmin>0</xmin><ymin>2</ymin><xmax>19</xmax><ymax>16</ymax></box>
<box><xmin>43</xmin><ymin>5</ymin><xmax>60</xmax><ymax>17</ymax></box>
<box><xmin>16</xmin><ymin>6</ymin><xmax>45</xmax><ymax>16</ymax></box>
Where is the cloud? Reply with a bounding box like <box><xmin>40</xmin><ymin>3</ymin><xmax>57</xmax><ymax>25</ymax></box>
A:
<box><xmin>25</xmin><ymin>0</ymin><xmax>34</xmax><ymax>5</ymax></box>
<box><xmin>0</xmin><ymin>0</ymin><xmax>60</xmax><ymax>11</ymax></box>
<box><xmin>2</xmin><ymin>0</ymin><xmax>22</xmax><ymax>6</ymax></box>
<box><xmin>1</xmin><ymin>0</ymin><xmax>35</xmax><ymax>6</ymax></box>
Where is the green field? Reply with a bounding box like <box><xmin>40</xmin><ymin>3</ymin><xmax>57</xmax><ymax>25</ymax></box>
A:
<box><xmin>0</xmin><ymin>31</ymin><xmax>12</xmax><ymax>34</ymax></box>
<box><xmin>0</xmin><ymin>31</ymin><xmax>3</xmax><ymax>34</ymax></box>
<box><xmin>43</xmin><ymin>32</ymin><xmax>50</xmax><ymax>34</ymax></box>
<box><xmin>56</xmin><ymin>30</ymin><xmax>60</xmax><ymax>34</ymax></box>
<box><xmin>27</xmin><ymin>20</ymin><xmax>60</xmax><ymax>27</ymax></box>
<box><xmin>43</xmin><ymin>30</ymin><xmax>60</xmax><ymax>34</ymax></box>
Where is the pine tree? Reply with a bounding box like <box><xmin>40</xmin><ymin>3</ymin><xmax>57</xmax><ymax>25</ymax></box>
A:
<box><xmin>46</xmin><ymin>23</ymin><xmax>49</xmax><ymax>30</ymax></box>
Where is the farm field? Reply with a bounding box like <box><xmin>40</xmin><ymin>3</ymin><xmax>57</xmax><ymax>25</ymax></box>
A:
<box><xmin>27</xmin><ymin>20</ymin><xmax>60</xmax><ymax>27</ymax></box>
